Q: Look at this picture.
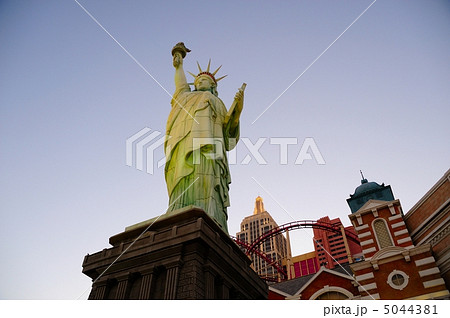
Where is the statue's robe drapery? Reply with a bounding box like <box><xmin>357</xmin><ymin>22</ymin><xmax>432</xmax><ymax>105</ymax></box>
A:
<box><xmin>164</xmin><ymin>84</ymin><xmax>239</xmax><ymax>233</ymax></box>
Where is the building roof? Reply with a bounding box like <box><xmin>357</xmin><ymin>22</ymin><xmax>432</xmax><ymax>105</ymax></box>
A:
<box><xmin>270</xmin><ymin>273</ymin><xmax>314</xmax><ymax>296</ymax></box>
<box><xmin>347</xmin><ymin>178</ymin><xmax>395</xmax><ymax>213</ymax></box>
<box><xmin>291</xmin><ymin>251</ymin><xmax>317</xmax><ymax>262</ymax></box>
<box><xmin>270</xmin><ymin>263</ymin><xmax>353</xmax><ymax>296</ymax></box>
<box><xmin>353</xmin><ymin>179</ymin><xmax>383</xmax><ymax>195</ymax></box>
<box><xmin>253</xmin><ymin>196</ymin><xmax>266</xmax><ymax>214</ymax></box>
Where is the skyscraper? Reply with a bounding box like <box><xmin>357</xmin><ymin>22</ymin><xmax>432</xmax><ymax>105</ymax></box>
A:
<box><xmin>313</xmin><ymin>216</ymin><xmax>362</xmax><ymax>269</ymax></box>
<box><xmin>236</xmin><ymin>196</ymin><xmax>288</xmax><ymax>281</ymax></box>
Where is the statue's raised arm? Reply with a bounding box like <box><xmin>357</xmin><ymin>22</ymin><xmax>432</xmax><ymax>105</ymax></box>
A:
<box><xmin>171</xmin><ymin>42</ymin><xmax>190</xmax><ymax>90</ymax></box>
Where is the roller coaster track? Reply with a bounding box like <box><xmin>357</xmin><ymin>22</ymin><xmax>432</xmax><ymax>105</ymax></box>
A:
<box><xmin>245</xmin><ymin>220</ymin><xmax>360</xmax><ymax>255</ymax></box>
<box><xmin>231</xmin><ymin>236</ymin><xmax>287</xmax><ymax>278</ymax></box>
<box><xmin>231</xmin><ymin>220</ymin><xmax>360</xmax><ymax>280</ymax></box>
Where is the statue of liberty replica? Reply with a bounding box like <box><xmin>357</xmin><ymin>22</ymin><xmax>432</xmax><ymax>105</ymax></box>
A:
<box><xmin>82</xmin><ymin>43</ymin><xmax>268</xmax><ymax>300</ymax></box>
<box><xmin>165</xmin><ymin>43</ymin><xmax>245</xmax><ymax>234</ymax></box>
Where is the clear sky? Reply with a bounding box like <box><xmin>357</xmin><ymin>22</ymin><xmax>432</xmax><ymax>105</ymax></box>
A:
<box><xmin>1</xmin><ymin>0</ymin><xmax>449</xmax><ymax>299</ymax></box>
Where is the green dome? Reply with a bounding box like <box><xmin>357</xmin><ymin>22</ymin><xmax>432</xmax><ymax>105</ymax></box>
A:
<box><xmin>347</xmin><ymin>177</ymin><xmax>395</xmax><ymax>213</ymax></box>
<box><xmin>353</xmin><ymin>179</ymin><xmax>383</xmax><ymax>196</ymax></box>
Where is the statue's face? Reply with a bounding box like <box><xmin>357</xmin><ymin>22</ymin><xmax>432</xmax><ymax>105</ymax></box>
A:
<box><xmin>195</xmin><ymin>75</ymin><xmax>214</xmax><ymax>91</ymax></box>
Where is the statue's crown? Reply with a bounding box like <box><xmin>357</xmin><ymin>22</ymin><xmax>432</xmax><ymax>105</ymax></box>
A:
<box><xmin>188</xmin><ymin>59</ymin><xmax>227</xmax><ymax>84</ymax></box>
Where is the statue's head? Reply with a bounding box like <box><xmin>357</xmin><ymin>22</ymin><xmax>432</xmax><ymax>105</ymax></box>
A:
<box><xmin>189</xmin><ymin>60</ymin><xmax>226</xmax><ymax>96</ymax></box>
<box><xmin>194</xmin><ymin>74</ymin><xmax>215</xmax><ymax>92</ymax></box>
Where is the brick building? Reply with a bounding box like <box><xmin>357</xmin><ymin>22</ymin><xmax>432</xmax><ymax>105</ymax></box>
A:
<box><xmin>269</xmin><ymin>172</ymin><xmax>450</xmax><ymax>300</ymax></box>
<box><xmin>269</xmin><ymin>264</ymin><xmax>359</xmax><ymax>300</ymax></box>
<box><xmin>404</xmin><ymin>169</ymin><xmax>450</xmax><ymax>288</ymax></box>
<box><xmin>348</xmin><ymin>177</ymin><xmax>449</xmax><ymax>299</ymax></box>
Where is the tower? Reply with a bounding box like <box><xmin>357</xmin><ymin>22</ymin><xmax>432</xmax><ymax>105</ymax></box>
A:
<box><xmin>236</xmin><ymin>197</ymin><xmax>288</xmax><ymax>281</ymax></box>
<box><xmin>347</xmin><ymin>176</ymin><xmax>449</xmax><ymax>299</ymax></box>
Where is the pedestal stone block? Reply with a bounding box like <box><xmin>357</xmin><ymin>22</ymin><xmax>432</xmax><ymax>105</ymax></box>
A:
<box><xmin>82</xmin><ymin>206</ymin><xmax>267</xmax><ymax>299</ymax></box>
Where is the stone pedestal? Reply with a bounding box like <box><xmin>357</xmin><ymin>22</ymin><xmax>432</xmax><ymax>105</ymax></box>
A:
<box><xmin>82</xmin><ymin>206</ymin><xmax>267</xmax><ymax>299</ymax></box>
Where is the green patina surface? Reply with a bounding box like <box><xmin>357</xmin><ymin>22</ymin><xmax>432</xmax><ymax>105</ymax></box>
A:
<box><xmin>163</xmin><ymin>43</ymin><xmax>244</xmax><ymax>233</ymax></box>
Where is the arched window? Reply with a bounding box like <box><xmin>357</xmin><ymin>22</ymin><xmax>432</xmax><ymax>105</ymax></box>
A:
<box><xmin>373</xmin><ymin>219</ymin><xmax>393</xmax><ymax>249</ymax></box>
<box><xmin>315</xmin><ymin>291</ymin><xmax>349</xmax><ymax>300</ymax></box>
<box><xmin>310</xmin><ymin>286</ymin><xmax>354</xmax><ymax>300</ymax></box>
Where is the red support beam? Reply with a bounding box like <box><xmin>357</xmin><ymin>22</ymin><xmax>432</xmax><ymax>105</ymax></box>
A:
<box><xmin>244</xmin><ymin>220</ymin><xmax>360</xmax><ymax>255</ymax></box>
<box><xmin>232</xmin><ymin>220</ymin><xmax>360</xmax><ymax>282</ymax></box>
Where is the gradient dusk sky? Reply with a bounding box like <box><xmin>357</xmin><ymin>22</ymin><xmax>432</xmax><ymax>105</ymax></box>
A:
<box><xmin>1</xmin><ymin>0</ymin><xmax>449</xmax><ymax>299</ymax></box>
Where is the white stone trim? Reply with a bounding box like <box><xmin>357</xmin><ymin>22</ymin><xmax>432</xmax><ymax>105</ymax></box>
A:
<box><xmin>394</xmin><ymin>229</ymin><xmax>409</xmax><ymax>237</ymax></box>
<box><xmin>423</xmin><ymin>278</ymin><xmax>445</xmax><ymax>289</ymax></box>
<box><xmin>372</xmin><ymin>218</ymin><xmax>395</xmax><ymax>250</ymax></box>
<box><xmin>389</xmin><ymin>214</ymin><xmax>402</xmax><ymax>221</ymax></box>
<box><xmin>372</xmin><ymin>209</ymin><xmax>378</xmax><ymax>218</ymax></box>
<box><xmin>358</xmin><ymin>282</ymin><xmax>377</xmax><ymax>292</ymax></box>
<box><xmin>417</xmin><ymin>216</ymin><xmax>450</xmax><ymax>246</ymax></box>
<box><xmin>293</xmin><ymin>267</ymin><xmax>355</xmax><ymax>297</ymax></box>
<box><xmin>370</xmin><ymin>246</ymin><xmax>404</xmax><ymax>261</ymax></box>
<box><xmin>309</xmin><ymin>285</ymin><xmax>354</xmax><ymax>300</ymax></box>
<box><xmin>363</xmin><ymin>247</ymin><xmax>377</xmax><ymax>255</ymax></box>
<box><xmin>406</xmin><ymin>290</ymin><xmax>450</xmax><ymax>300</ymax></box>
<box><xmin>356</xmin><ymin>200</ymin><xmax>399</xmax><ymax>215</ymax></box>
<box><xmin>388</xmin><ymin>204</ymin><xmax>396</xmax><ymax>215</ymax></box>
<box><xmin>358</xmin><ymin>231</ymin><xmax>371</xmax><ymax>239</ymax></box>
<box><xmin>285</xmin><ymin>294</ymin><xmax>301</xmax><ymax>300</ymax></box>
<box><xmin>415</xmin><ymin>256</ymin><xmax>435</xmax><ymax>267</ymax></box>
<box><xmin>361</xmin><ymin>293</ymin><xmax>380</xmax><ymax>300</ymax></box>
<box><xmin>391</xmin><ymin>221</ymin><xmax>406</xmax><ymax>229</ymax></box>
<box><xmin>355</xmin><ymin>224</ymin><xmax>368</xmax><ymax>231</ymax></box>
<box><xmin>360</xmin><ymin>239</ymin><xmax>374</xmax><ymax>247</ymax></box>
<box><xmin>397</xmin><ymin>237</ymin><xmax>412</xmax><ymax>244</ymax></box>
<box><xmin>355</xmin><ymin>272</ymin><xmax>374</xmax><ymax>282</ymax></box>
<box><xmin>268</xmin><ymin>286</ymin><xmax>292</xmax><ymax>298</ymax></box>
<box><xmin>356</xmin><ymin>215</ymin><xmax>362</xmax><ymax>225</ymax></box>
<box><xmin>419</xmin><ymin>267</ymin><xmax>440</xmax><ymax>278</ymax></box>
<box><xmin>387</xmin><ymin>270</ymin><xmax>409</xmax><ymax>290</ymax></box>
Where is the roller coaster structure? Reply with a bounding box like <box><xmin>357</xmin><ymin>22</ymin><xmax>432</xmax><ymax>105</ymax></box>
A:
<box><xmin>232</xmin><ymin>220</ymin><xmax>360</xmax><ymax>280</ymax></box>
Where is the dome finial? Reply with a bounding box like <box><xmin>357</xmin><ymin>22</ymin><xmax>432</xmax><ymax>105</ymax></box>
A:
<box><xmin>360</xmin><ymin>170</ymin><xmax>368</xmax><ymax>184</ymax></box>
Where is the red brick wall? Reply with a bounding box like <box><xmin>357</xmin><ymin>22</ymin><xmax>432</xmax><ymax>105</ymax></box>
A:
<box><xmin>268</xmin><ymin>289</ymin><xmax>286</xmax><ymax>300</ymax></box>
<box><xmin>300</xmin><ymin>271</ymin><xmax>359</xmax><ymax>300</ymax></box>
<box><xmin>354</xmin><ymin>203</ymin><xmax>412</xmax><ymax>259</ymax></box>
<box><xmin>405</xmin><ymin>176</ymin><xmax>449</xmax><ymax>234</ymax></box>
<box><xmin>371</xmin><ymin>251</ymin><xmax>446</xmax><ymax>299</ymax></box>
<box><xmin>346</xmin><ymin>225</ymin><xmax>362</xmax><ymax>256</ymax></box>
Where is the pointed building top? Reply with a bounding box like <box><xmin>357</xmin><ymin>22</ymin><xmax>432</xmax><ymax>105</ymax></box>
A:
<box><xmin>360</xmin><ymin>170</ymin><xmax>368</xmax><ymax>184</ymax></box>
<box><xmin>347</xmin><ymin>175</ymin><xmax>395</xmax><ymax>213</ymax></box>
<box><xmin>253</xmin><ymin>196</ymin><xmax>266</xmax><ymax>215</ymax></box>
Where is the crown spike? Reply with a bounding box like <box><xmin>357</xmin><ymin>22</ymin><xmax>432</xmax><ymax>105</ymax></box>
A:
<box><xmin>196</xmin><ymin>61</ymin><xmax>202</xmax><ymax>73</ymax></box>
<box><xmin>216</xmin><ymin>75</ymin><xmax>227</xmax><ymax>82</ymax></box>
<box><xmin>206</xmin><ymin>59</ymin><xmax>211</xmax><ymax>73</ymax></box>
<box><xmin>212</xmin><ymin>65</ymin><xmax>222</xmax><ymax>76</ymax></box>
<box><xmin>188</xmin><ymin>71</ymin><xmax>197</xmax><ymax>78</ymax></box>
